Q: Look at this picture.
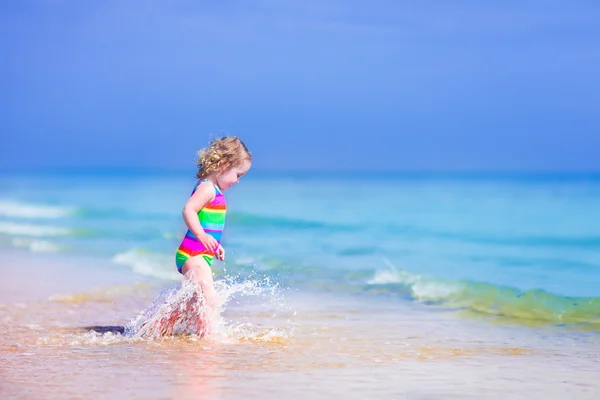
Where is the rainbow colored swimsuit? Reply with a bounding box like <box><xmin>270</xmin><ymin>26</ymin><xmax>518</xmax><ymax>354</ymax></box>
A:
<box><xmin>175</xmin><ymin>180</ymin><xmax>226</xmax><ymax>273</ymax></box>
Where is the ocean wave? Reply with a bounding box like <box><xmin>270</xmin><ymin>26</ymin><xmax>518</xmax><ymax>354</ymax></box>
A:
<box><xmin>0</xmin><ymin>199</ymin><xmax>75</xmax><ymax>219</ymax></box>
<box><xmin>112</xmin><ymin>248</ymin><xmax>181</xmax><ymax>281</ymax></box>
<box><xmin>0</xmin><ymin>222</ymin><xmax>74</xmax><ymax>237</ymax></box>
<box><xmin>367</xmin><ymin>261</ymin><xmax>600</xmax><ymax>326</ymax></box>
<box><xmin>0</xmin><ymin>199</ymin><xmax>177</xmax><ymax>226</ymax></box>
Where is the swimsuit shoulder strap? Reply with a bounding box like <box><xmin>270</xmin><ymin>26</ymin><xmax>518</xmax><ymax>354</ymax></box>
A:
<box><xmin>191</xmin><ymin>179</ymin><xmax>220</xmax><ymax>197</ymax></box>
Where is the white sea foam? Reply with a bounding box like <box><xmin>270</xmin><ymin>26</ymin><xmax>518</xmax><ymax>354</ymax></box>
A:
<box><xmin>0</xmin><ymin>222</ymin><xmax>72</xmax><ymax>237</ymax></box>
<box><xmin>112</xmin><ymin>247</ymin><xmax>181</xmax><ymax>281</ymax></box>
<box><xmin>410</xmin><ymin>280</ymin><xmax>463</xmax><ymax>302</ymax></box>
<box><xmin>0</xmin><ymin>199</ymin><xmax>74</xmax><ymax>219</ymax></box>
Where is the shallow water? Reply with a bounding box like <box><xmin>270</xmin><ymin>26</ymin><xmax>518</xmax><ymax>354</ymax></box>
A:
<box><xmin>1</xmin><ymin>261</ymin><xmax>599</xmax><ymax>399</ymax></box>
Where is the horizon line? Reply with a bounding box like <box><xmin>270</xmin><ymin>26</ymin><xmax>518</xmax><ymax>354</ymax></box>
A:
<box><xmin>1</xmin><ymin>167</ymin><xmax>600</xmax><ymax>176</ymax></box>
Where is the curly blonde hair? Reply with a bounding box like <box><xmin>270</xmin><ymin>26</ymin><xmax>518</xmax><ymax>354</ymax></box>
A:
<box><xmin>196</xmin><ymin>136</ymin><xmax>252</xmax><ymax>179</ymax></box>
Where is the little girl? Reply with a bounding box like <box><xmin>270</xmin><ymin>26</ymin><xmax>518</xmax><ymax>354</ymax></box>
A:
<box><xmin>129</xmin><ymin>137</ymin><xmax>251</xmax><ymax>338</ymax></box>
<box><xmin>175</xmin><ymin>136</ymin><xmax>252</xmax><ymax>306</ymax></box>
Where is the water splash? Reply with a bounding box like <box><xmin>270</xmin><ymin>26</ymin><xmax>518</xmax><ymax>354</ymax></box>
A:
<box><xmin>124</xmin><ymin>279</ymin><xmax>212</xmax><ymax>338</ymax></box>
<box><xmin>123</xmin><ymin>271</ymin><xmax>292</xmax><ymax>343</ymax></box>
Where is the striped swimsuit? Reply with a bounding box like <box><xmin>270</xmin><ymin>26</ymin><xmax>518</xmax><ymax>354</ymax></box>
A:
<box><xmin>175</xmin><ymin>180</ymin><xmax>226</xmax><ymax>273</ymax></box>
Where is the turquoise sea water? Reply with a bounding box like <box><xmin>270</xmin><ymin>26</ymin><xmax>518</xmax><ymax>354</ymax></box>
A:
<box><xmin>1</xmin><ymin>170</ymin><xmax>599</xmax><ymax>328</ymax></box>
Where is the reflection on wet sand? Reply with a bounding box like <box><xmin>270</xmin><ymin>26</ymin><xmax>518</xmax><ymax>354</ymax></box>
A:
<box><xmin>168</xmin><ymin>344</ymin><xmax>223</xmax><ymax>400</ymax></box>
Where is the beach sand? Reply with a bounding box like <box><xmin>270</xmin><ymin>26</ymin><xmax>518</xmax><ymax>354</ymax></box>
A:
<box><xmin>1</xmin><ymin>248</ymin><xmax>599</xmax><ymax>399</ymax></box>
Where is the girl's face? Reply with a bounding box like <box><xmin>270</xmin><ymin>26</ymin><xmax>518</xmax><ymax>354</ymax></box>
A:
<box><xmin>217</xmin><ymin>159</ymin><xmax>251</xmax><ymax>191</ymax></box>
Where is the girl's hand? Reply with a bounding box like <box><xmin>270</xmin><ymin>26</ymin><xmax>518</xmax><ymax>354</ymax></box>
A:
<box><xmin>198</xmin><ymin>233</ymin><xmax>219</xmax><ymax>254</ymax></box>
<box><xmin>215</xmin><ymin>245</ymin><xmax>225</xmax><ymax>261</ymax></box>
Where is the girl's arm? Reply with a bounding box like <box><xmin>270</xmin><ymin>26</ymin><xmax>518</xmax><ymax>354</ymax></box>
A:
<box><xmin>182</xmin><ymin>182</ymin><xmax>218</xmax><ymax>250</ymax></box>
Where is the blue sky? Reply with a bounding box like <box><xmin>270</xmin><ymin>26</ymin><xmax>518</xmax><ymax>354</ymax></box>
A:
<box><xmin>1</xmin><ymin>1</ymin><xmax>599</xmax><ymax>171</ymax></box>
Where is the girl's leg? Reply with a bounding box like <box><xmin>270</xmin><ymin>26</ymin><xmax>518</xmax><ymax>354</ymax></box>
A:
<box><xmin>180</xmin><ymin>256</ymin><xmax>217</xmax><ymax>335</ymax></box>
<box><xmin>181</xmin><ymin>255</ymin><xmax>216</xmax><ymax>305</ymax></box>
<box><xmin>139</xmin><ymin>256</ymin><xmax>216</xmax><ymax>337</ymax></box>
